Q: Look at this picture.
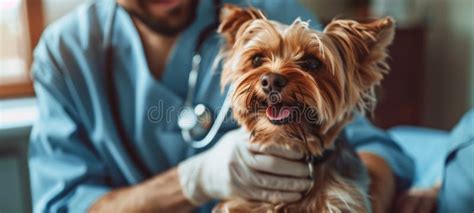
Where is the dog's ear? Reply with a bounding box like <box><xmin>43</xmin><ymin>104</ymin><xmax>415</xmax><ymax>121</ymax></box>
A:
<box><xmin>324</xmin><ymin>17</ymin><xmax>395</xmax><ymax>111</ymax></box>
<box><xmin>218</xmin><ymin>4</ymin><xmax>265</xmax><ymax>46</ymax></box>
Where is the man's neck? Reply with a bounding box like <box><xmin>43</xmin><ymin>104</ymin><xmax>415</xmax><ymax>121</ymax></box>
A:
<box><xmin>133</xmin><ymin>18</ymin><xmax>178</xmax><ymax>80</ymax></box>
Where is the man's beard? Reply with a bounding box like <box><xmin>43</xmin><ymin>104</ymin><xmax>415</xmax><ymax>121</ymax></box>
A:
<box><xmin>127</xmin><ymin>0</ymin><xmax>199</xmax><ymax>37</ymax></box>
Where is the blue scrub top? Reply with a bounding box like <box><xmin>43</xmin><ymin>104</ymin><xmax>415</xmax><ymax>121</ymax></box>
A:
<box><xmin>29</xmin><ymin>0</ymin><xmax>414</xmax><ymax>212</ymax></box>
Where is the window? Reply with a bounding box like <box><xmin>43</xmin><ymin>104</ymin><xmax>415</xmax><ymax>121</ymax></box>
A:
<box><xmin>0</xmin><ymin>0</ymin><xmax>43</xmax><ymax>98</ymax></box>
<box><xmin>0</xmin><ymin>0</ymin><xmax>29</xmax><ymax>85</ymax></box>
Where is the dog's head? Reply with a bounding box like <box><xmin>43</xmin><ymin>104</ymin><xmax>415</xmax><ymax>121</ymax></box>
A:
<box><xmin>218</xmin><ymin>4</ymin><xmax>394</xmax><ymax>154</ymax></box>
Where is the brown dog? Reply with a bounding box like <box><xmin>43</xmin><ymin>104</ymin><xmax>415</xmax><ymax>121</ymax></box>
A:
<box><xmin>215</xmin><ymin>4</ymin><xmax>395</xmax><ymax>213</ymax></box>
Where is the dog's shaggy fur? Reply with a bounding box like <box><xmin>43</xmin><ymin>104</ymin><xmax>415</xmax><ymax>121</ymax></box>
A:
<box><xmin>216</xmin><ymin>4</ymin><xmax>395</xmax><ymax>213</ymax></box>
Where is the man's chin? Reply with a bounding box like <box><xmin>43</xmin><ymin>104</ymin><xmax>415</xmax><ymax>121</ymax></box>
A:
<box><xmin>133</xmin><ymin>0</ymin><xmax>198</xmax><ymax>37</ymax></box>
<box><xmin>128</xmin><ymin>12</ymin><xmax>184</xmax><ymax>37</ymax></box>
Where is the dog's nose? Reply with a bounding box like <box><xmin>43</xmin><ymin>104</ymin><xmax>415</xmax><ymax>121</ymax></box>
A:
<box><xmin>260</xmin><ymin>73</ymin><xmax>288</xmax><ymax>93</ymax></box>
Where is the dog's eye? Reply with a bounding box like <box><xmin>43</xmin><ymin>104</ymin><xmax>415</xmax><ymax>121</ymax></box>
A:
<box><xmin>252</xmin><ymin>54</ymin><xmax>264</xmax><ymax>68</ymax></box>
<box><xmin>300</xmin><ymin>56</ymin><xmax>322</xmax><ymax>71</ymax></box>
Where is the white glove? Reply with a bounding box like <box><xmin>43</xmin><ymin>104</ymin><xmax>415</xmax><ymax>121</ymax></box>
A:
<box><xmin>177</xmin><ymin>128</ymin><xmax>312</xmax><ymax>205</ymax></box>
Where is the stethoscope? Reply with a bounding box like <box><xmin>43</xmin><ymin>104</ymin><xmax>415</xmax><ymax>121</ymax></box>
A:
<box><xmin>104</xmin><ymin>0</ymin><xmax>231</xmax><ymax>178</ymax></box>
<box><xmin>177</xmin><ymin>51</ymin><xmax>235</xmax><ymax>149</ymax></box>
<box><xmin>175</xmin><ymin>0</ymin><xmax>234</xmax><ymax>148</ymax></box>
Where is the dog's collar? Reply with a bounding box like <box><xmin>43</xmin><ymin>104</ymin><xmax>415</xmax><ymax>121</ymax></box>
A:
<box><xmin>302</xmin><ymin>147</ymin><xmax>333</xmax><ymax>196</ymax></box>
<box><xmin>305</xmin><ymin>136</ymin><xmax>342</xmax><ymax>180</ymax></box>
<box><xmin>302</xmin><ymin>136</ymin><xmax>340</xmax><ymax>196</ymax></box>
<box><xmin>305</xmin><ymin>135</ymin><xmax>339</xmax><ymax>166</ymax></box>
<box><xmin>305</xmin><ymin>148</ymin><xmax>334</xmax><ymax>181</ymax></box>
<box><xmin>306</xmin><ymin>149</ymin><xmax>334</xmax><ymax>165</ymax></box>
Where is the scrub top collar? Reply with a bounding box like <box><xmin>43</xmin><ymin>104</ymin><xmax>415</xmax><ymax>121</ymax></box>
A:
<box><xmin>109</xmin><ymin>0</ymin><xmax>218</xmax><ymax>101</ymax></box>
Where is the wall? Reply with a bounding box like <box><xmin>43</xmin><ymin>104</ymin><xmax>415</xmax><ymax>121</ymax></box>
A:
<box><xmin>422</xmin><ymin>0</ymin><xmax>474</xmax><ymax>129</ymax></box>
<box><xmin>470</xmin><ymin>29</ymin><xmax>474</xmax><ymax>108</ymax></box>
<box><xmin>299</xmin><ymin>0</ymin><xmax>353</xmax><ymax>22</ymax></box>
<box><xmin>42</xmin><ymin>0</ymin><xmax>83</xmax><ymax>25</ymax></box>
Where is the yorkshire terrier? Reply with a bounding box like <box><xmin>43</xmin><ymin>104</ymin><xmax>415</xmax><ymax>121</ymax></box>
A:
<box><xmin>216</xmin><ymin>4</ymin><xmax>395</xmax><ymax>213</ymax></box>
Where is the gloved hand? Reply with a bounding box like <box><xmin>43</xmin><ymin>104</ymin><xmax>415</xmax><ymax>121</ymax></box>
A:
<box><xmin>177</xmin><ymin>128</ymin><xmax>312</xmax><ymax>205</ymax></box>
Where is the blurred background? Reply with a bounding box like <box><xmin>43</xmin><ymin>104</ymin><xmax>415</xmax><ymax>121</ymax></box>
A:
<box><xmin>1</xmin><ymin>0</ymin><xmax>472</xmax><ymax>129</ymax></box>
<box><xmin>301</xmin><ymin>0</ymin><xmax>474</xmax><ymax>130</ymax></box>
<box><xmin>0</xmin><ymin>0</ymin><xmax>473</xmax><ymax>212</ymax></box>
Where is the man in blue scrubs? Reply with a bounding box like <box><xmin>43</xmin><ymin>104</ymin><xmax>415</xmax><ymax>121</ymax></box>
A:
<box><xmin>29</xmin><ymin>0</ymin><xmax>416</xmax><ymax>212</ymax></box>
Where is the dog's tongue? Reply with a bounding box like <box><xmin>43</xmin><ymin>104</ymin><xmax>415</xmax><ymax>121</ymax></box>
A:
<box><xmin>266</xmin><ymin>105</ymin><xmax>291</xmax><ymax>121</ymax></box>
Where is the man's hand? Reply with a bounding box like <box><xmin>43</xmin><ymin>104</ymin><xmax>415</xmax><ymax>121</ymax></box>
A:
<box><xmin>358</xmin><ymin>152</ymin><xmax>396</xmax><ymax>213</ymax></box>
<box><xmin>177</xmin><ymin>128</ymin><xmax>313</xmax><ymax>205</ymax></box>
<box><xmin>394</xmin><ymin>183</ymin><xmax>440</xmax><ymax>213</ymax></box>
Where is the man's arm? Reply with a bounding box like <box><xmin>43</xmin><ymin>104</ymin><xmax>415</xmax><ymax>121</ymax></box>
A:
<box><xmin>30</xmin><ymin>31</ymin><xmax>197</xmax><ymax>211</ymax></box>
<box><xmin>89</xmin><ymin>168</ymin><xmax>194</xmax><ymax>212</ymax></box>
<box><xmin>91</xmin><ymin>128</ymin><xmax>315</xmax><ymax>212</ymax></box>
<box><xmin>31</xmin><ymin>56</ymin><xmax>194</xmax><ymax>213</ymax></box>
<box><xmin>30</xmin><ymin>55</ymin><xmax>112</xmax><ymax>212</ymax></box>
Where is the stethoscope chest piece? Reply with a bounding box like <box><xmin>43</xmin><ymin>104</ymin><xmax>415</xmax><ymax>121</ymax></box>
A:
<box><xmin>178</xmin><ymin>104</ymin><xmax>213</xmax><ymax>140</ymax></box>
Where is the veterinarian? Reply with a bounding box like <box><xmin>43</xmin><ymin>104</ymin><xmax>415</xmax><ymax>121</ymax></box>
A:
<box><xmin>29</xmin><ymin>0</ymin><xmax>417</xmax><ymax>212</ymax></box>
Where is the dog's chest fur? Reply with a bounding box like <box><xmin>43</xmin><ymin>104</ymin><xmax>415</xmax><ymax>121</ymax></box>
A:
<box><xmin>215</xmin><ymin>131</ymin><xmax>372</xmax><ymax>213</ymax></box>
